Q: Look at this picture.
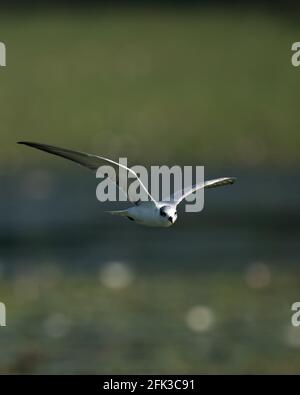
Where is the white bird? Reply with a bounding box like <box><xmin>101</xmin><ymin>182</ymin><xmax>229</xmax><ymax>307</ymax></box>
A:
<box><xmin>18</xmin><ymin>142</ymin><xmax>236</xmax><ymax>227</ymax></box>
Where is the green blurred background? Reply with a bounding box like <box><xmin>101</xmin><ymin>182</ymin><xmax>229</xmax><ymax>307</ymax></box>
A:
<box><xmin>0</xmin><ymin>3</ymin><xmax>300</xmax><ymax>374</ymax></box>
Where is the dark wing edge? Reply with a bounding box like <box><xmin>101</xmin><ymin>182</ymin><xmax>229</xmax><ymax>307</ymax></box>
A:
<box><xmin>17</xmin><ymin>141</ymin><xmax>100</xmax><ymax>171</ymax></box>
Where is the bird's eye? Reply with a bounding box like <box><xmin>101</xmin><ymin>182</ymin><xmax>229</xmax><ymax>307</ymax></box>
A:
<box><xmin>160</xmin><ymin>208</ymin><xmax>166</xmax><ymax>217</ymax></box>
<box><xmin>175</xmin><ymin>211</ymin><xmax>177</xmax><ymax>215</ymax></box>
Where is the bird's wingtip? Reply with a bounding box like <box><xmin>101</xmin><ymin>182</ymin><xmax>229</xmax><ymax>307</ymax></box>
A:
<box><xmin>17</xmin><ymin>141</ymin><xmax>39</xmax><ymax>147</ymax></box>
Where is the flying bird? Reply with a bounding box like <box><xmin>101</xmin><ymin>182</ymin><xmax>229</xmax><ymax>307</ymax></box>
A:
<box><xmin>18</xmin><ymin>142</ymin><xmax>236</xmax><ymax>227</ymax></box>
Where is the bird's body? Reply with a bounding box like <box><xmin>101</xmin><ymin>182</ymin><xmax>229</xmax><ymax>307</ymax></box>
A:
<box><xmin>18</xmin><ymin>141</ymin><xmax>236</xmax><ymax>228</ymax></box>
<box><xmin>110</xmin><ymin>202</ymin><xmax>176</xmax><ymax>227</ymax></box>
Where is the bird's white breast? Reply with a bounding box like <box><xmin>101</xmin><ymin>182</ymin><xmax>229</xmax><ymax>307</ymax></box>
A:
<box><xmin>127</xmin><ymin>204</ymin><xmax>171</xmax><ymax>227</ymax></box>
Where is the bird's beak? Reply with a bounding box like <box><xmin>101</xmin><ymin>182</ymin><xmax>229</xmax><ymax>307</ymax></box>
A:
<box><xmin>168</xmin><ymin>217</ymin><xmax>173</xmax><ymax>224</ymax></box>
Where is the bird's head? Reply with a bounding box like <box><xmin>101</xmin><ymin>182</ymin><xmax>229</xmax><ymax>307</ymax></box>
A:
<box><xmin>159</xmin><ymin>205</ymin><xmax>177</xmax><ymax>226</ymax></box>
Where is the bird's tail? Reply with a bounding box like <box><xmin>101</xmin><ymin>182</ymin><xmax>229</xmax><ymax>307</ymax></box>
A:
<box><xmin>106</xmin><ymin>209</ymin><xmax>129</xmax><ymax>217</ymax></box>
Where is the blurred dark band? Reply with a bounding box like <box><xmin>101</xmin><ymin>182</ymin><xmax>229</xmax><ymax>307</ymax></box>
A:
<box><xmin>1</xmin><ymin>0</ymin><xmax>300</xmax><ymax>11</ymax></box>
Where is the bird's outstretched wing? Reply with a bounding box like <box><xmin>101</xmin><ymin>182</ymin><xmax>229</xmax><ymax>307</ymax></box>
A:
<box><xmin>165</xmin><ymin>177</ymin><xmax>237</xmax><ymax>206</ymax></box>
<box><xmin>18</xmin><ymin>141</ymin><xmax>157</xmax><ymax>205</ymax></box>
